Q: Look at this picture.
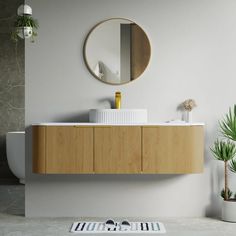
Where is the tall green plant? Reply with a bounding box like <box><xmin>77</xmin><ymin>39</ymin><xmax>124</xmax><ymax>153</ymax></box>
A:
<box><xmin>212</xmin><ymin>105</ymin><xmax>236</xmax><ymax>200</ymax></box>
<box><xmin>211</xmin><ymin>140</ymin><xmax>236</xmax><ymax>200</ymax></box>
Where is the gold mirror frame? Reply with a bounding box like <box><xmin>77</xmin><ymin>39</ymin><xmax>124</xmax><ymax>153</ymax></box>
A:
<box><xmin>83</xmin><ymin>18</ymin><xmax>151</xmax><ymax>85</ymax></box>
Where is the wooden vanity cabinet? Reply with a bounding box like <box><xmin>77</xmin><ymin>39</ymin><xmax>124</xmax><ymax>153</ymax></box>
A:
<box><xmin>33</xmin><ymin>126</ymin><xmax>93</xmax><ymax>174</ymax></box>
<box><xmin>94</xmin><ymin>126</ymin><xmax>141</xmax><ymax>173</ymax></box>
<box><xmin>142</xmin><ymin>126</ymin><xmax>204</xmax><ymax>173</ymax></box>
<box><xmin>33</xmin><ymin>125</ymin><xmax>204</xmax><ymax>174</ymax></box>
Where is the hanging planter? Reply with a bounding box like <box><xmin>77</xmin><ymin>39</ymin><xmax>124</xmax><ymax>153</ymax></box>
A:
<box><xmin>11</xmin><ymin>5</ymin><xmax>39</xmax><ymax>42</ymax></box>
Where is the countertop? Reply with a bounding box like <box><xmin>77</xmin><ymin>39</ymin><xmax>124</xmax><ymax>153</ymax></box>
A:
<box><xmin>32</xmin><ymin>122</ymin><xmax>205</xmax><ymax>126</ymax></box>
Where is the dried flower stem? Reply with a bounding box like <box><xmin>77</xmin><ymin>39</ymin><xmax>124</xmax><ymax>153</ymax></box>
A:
<box><xmin>182</xmin><ymin>99</ymin><xmax>197</xmax><ymax>111</ymax></box>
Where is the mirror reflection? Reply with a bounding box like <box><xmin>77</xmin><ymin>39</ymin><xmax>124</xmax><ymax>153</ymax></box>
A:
<box><xmin>84</xmin><ymin>18</ymin><xmax>151</xmax><ymax>85</ymax></box>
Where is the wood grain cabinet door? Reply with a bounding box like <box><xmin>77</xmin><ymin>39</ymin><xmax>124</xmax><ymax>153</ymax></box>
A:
<box><xmin>46</xmin><ymin>126</ymin><xmax>94</xmax><ymax>173</ymax></box>
<box><xmin>94</xmin><ymin>126</ymin><xmax>141</xmax><ymax>173</ymax></box>
<box><xmin>142</xmin><ymin>126</ymin><xmax>204</xmax><ymax>174</ymax></box>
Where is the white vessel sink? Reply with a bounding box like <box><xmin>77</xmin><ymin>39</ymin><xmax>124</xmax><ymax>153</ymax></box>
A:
<box><xmin>89</xmin><ymin>109</ymin><xmax>147</xmax><ymax>124</ymax></box>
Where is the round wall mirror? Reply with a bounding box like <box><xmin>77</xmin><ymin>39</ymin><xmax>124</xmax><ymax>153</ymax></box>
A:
<box><xmin>83</xmin><ymin>18</ymin><xmax>151</xmax><ymax>85</ymax></box>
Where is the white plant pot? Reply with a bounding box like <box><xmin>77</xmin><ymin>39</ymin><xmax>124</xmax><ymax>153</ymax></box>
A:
<box><xmin>17</xmin><ymin>27</ymin><xmax>32</xmax><ymax>39</ymax></box>
<box><xmin>222</xmin><ymin>200</ymin><xmax>236</xmax><ymax>222</ymax></box>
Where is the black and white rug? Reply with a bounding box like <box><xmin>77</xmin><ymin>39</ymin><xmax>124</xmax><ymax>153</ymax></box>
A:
<box><xmin>70</xmin><ymin>221</ymin><xmax>166</xmax><ymax>234</ymax></box>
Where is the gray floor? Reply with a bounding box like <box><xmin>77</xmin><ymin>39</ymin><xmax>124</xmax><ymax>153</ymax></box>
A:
<box><xmin>1</xmin><ymin>185</ymin><xmax>236</xmax><ymax>236</ymax></box>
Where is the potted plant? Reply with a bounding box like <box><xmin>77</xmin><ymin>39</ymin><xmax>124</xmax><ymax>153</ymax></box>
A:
<box><xmin>211</xmin><ymin>105</ymin><xmax>236</xmax><ymax>222</ymax></box>
<box><xmin>11</xmin><ymin>15</ymin><xmax>38</xmax><ymax>42</ymax></box>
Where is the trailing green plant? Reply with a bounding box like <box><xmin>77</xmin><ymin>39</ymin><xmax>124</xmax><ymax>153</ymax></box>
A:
<box><xmin>15</xmin><ymin>15</ymin><xmax>39</xmax><ymax>28</ymax></box>
<box><xmin>220</xmin><ymin>105</ymin><xmax>236</xmax><ymax>141</ymax></box>
<box><xmin>11</xmin><ymin>15</ymin><xmax>39</xmax><ymax>42</ymax></box>
<box><xmin>211</xmin><ymin>139</ymin><xmax>236</xmax><ymax>200</ymax></box>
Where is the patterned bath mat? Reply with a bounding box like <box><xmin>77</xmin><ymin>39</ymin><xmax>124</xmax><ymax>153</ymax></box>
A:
<box><xmin>70</xmin><ymin>221</ymin><xmax>166</xmax><ymax>234</ymax></box>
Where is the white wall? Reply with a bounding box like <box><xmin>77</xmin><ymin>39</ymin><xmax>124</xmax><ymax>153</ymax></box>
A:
<box><xmin>25</xmin><ymin>0</ymin><xmax>236</xmax><ymax>217</ymax></box>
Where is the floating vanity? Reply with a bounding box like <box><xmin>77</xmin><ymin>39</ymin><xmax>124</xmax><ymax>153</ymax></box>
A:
<box><xmin>32</xmin><ymin>123</ymin><xmax>204</xmax><ymax>174</ymax></box>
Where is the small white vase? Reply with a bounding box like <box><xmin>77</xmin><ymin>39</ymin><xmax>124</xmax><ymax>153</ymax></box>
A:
<box><xmin>185</xmin><ymin>111</ymin><xmax>192</xmax><ymax>123</ymax></box>
<box><xmin>17</xmin><ymin>27</ymin><xmax>32</xmax><ymax>39</ymax></box>
<box><xmin>222</xmin><ymin>200</ymin><xmax>236</xmax><ymax>222</ymax></box>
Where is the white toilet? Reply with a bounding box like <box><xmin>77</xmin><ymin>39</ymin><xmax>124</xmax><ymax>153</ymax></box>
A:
<box><xmin>6</xmin><ymin>131</ymin><xmax>25</xmax><ymax>184</ymax></box>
